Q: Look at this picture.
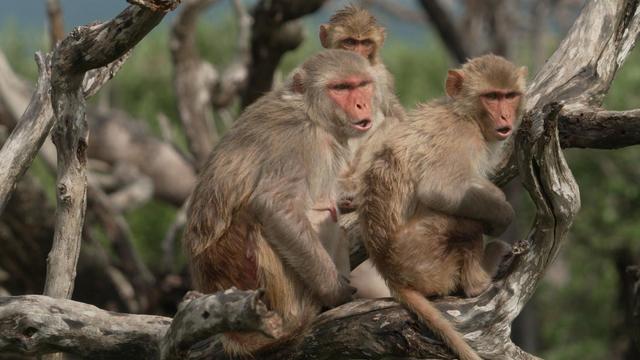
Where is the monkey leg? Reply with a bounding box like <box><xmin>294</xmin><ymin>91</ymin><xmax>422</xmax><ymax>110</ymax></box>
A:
<box><xmin>459</xmin><ymin>236</ymin><xmax>491</xmax><ymax>298</ymax></box>
<box><xmin>393</xmin><ymin>216</ymin><xmax>460</xmax><ymax>297</ymax></box>
<box><xmin>310</xmin><ymin>202</ymin><xmax>351</xmax><ymax>278</ymax></box>
<box><xmin>194</xmin><ymin>223</ymin><xmax>319</xmax><ymax>356</ymax></box>
<box><xmin>482</xmin><ymin>239</ymin><xmax>513</xmax><ymax>279</ymax></box>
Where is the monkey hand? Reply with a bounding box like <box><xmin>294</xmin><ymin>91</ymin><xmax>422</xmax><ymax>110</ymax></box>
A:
<box><xmin>338</xmin><ymin>196</ymin><xmax>358</xmax><ymax>213</ymax></box>
<box><xmin>484</xmin><ymin>201</ymin><xmax>515</xmax><ymax>237</ymax></box>
<box><xmin>319</xmin><ymin>275</ymin><xmax>356</xmax><ymax>308</ymax></box>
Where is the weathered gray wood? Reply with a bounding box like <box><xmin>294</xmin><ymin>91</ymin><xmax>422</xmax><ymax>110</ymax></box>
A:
<box><xmin>0</xmin><ymin>295</ymin><xmax>171</xmax><ymax>359</ymax></box>
<box><xmin>44</xmin><ymin>0</ymin><xmax>179</xmax><ymax>300</ymax></box>
<box><xmin>170</xmin><ymin>0</ymin><xmax>251</xmax><ymax>166</ymax></box>
<box><xmin>160</xmin><ymin>289</ymin><xmax>282</xmax><ymax>360</ymax></box>
<box><xmin>0</xmin><ymin>54</ymin><xmax>53</xmax><ymax>213</ymax></box>
<box><xmin>0</xmin><ymin>290</ymin><xmax>280</xmax><ymax>360</ymax></box>
<box><xmin>494</xmin><ymin>0</ymin><xmax>640</xmax><ymax>185</ymax></box>
<box><xmin>170</xmin><ymin>0</ymin><xmax>220</xmax><ymax>165</ymax></box>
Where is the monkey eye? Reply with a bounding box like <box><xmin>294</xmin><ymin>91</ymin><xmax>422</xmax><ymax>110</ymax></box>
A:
<box><xmin>330</xmin><ymin>83</ymin><xmax>353</xmax><ymax>91</ymax></box>
<box><xmin>343</xmin><ymin>38</ymin><xmax>357</xmax><ymax>47</ymax></box>
<box><xmin>361</xmin><ymin>39</ymin><xmax>374</xmax><ymax>47</ymax></box>
<box><xmin>483</xmin><ymin>92</ymin><xmax>499</xmax><ymax>100</ymax></box>
<box><xmin>505</xmin><ymin>92</ymin><xmax>520</xmax><ymax>99</ymax></box>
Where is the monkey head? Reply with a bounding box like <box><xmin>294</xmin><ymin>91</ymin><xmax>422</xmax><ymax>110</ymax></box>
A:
<box><xmin>445</xmin><ymin>54</ymin><xmax>528</xmax><ymax>143</ymax></box>
<box><xmin>290</xmin><ymin>50</ymin><xmax>379</xmax><ymax>138</ymax></box>
<box><xmin>319</xmin><ymin>5</ymin><xmax>386</xmax><ymax>64</ymax></box>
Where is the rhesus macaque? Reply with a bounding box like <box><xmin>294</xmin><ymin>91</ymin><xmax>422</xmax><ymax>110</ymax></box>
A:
<box><xmin>320</xmin><ymin>5</ymin><xmax>403</xmax><ymax>298</ymax></box>
<box><xmin>319</xmin><ymin>5</ymin><xmax>404</xmax><ymax>203</ymax></box>
<box><xmin>183</xmin><ymin>50</ymin><xmax>382</xmax><ymax>356</ymax></box>
<box><xmin>359</xmin><ymin>54</ymin><xmax>527</xmax><ymax>360</ymax></box>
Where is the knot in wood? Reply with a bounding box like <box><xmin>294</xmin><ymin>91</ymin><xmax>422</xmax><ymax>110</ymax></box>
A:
<box><xmin>57</xmin><ymin>184</ymin><xmax>72</xmax><ymax>204</ymax></box>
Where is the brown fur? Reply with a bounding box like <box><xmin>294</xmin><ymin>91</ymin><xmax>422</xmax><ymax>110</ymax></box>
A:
<box><xmin>359</xmin><ymin>54</ymin><xmax>527</xmax><ymax>360</ymax></box>
<box><xmin>183</xmin><ymin>50</ymin><xmax>383</xmax><ymax>355</ymax></box>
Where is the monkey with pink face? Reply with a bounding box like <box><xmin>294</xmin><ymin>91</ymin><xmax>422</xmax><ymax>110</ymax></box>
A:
<box><xmin>183</xmin><ymin>49</ymin><xmax>383</xmax><ymax>356</ymax></box>
<box><xmin>360</xmin><ymin>54</ymin><xmax>527</xmax><ymax>360</ymax></box>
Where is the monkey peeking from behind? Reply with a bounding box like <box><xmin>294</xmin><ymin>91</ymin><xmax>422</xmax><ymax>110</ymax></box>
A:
<box><xmin>320</xmin><ymin>5</ymin><xmax>405</xmax><ymax>202</ymax></box>
<box><xmin>359</xmin><ymin>54</ymin><xmax>527</xmax><ymax>360</ymax></box>
<box><xmin>183</xmin><ymin>49</ymin><xmax>384</xmax><ymax>356</ymax></box>
<box><xmin>320</xmin><ymin>5</ymin><xmax>405</xmax><ymax>299</ymax></box>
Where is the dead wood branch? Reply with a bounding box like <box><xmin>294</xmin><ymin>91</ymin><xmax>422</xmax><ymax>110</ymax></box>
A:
<box><xmin>170</xmin><ymin>0</ymin><xmax>251</xmax><ymax>166</ymax></box>
<box><xmin>559</xmin><ymin>108</ymin><xmax>640</xmax><ymax>149</ymax></box>
<box><xmin>0</xmin><ymin>290</ymin><xmax>280</xmax><ymax>360</ymax></box>
<box><xmin>46</xmin><ymin>0</ymin><xmax>65</xmax><ymax>47</ymax></box>
<box><xmin>240</xmin><ymin>0</ymin><xmax>327</xmax><ymax>107</ymax></box>
<box><xmin>417</xmin><ymin>0</ymin><xmax>469</xmax><ymax>64</ymax></box>
<box><xmin>44</xmin><ymin>0</ymin><xmax>180</xmax><ymax>300</ymax></box>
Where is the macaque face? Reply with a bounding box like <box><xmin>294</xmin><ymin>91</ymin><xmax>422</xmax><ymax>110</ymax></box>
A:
<box><xmin>340</xmin><ymin>37</ymin><xmax>375</xmax><ymax>60</ymax></box>
<box><xmin>480</xmin><ymin>89</ymin><xmax>522</xmax><ymax>141</ymax></box>
<box><xmin>327</xmin><ymin>75</ymin><xmax>374</xmax><ymax>132</ymax></box>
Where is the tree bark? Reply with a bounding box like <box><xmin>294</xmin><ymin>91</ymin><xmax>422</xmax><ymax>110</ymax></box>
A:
<box><xmin>240</xmin><ymin>0</ymin><xmax>327</xmax><ymax>108</ymax></box>
<box><xmin>43</xmin><ymin>0</ymin><xmax>179</xmax><ymax>301</ymax></box>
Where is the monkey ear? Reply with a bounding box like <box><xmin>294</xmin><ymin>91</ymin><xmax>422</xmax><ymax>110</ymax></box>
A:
<box><xmin>291</xmin><ymin>72</ymin><xmax>305</xmax><ymax>94</ymax></box>
<box><xmin>445</xmin><ymin>70</ymin><xmax>464</xmax><ymax>98</ymax></box>
<box><xmin>519</xmin><ymin>66</ymin><xmax>529</xmax><ymax>79</ymax></box>
<box><xmin>319</xmin><ymin>24</ymin><xmax>330</xmax><ymax>48</ymax></box>
<box><xmin>378</xmin><ymin>28</ymin><xmax>387</xmax><ymax>47</ymax></box>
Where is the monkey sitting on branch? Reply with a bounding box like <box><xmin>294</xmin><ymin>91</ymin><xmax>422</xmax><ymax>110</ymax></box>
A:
<box><xmin>183</xmin><ymin>50</ymin><xmax>384</xmax><ymax>356</ymax></box>
<box><xmin>359</xmin><ymin>54</ymin><xmax>527</xmax><ymax>360</ymax></box>
<box><xmin>320</xmin><ymin>5</ymin><xmax>405</xmax><ymax>299</ymax></box>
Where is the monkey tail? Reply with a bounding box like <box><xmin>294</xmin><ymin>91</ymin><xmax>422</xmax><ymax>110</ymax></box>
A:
<box><xmin>396</xmin><ymin>288</ymin><xmax>481</xmax><ymax>360</ymax></box>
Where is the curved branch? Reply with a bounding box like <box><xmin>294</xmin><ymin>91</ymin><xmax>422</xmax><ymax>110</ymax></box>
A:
<box><xmin>494</xmin><ymin>0</ymin><xmax>640</xmax><ymax>184</ymax></box>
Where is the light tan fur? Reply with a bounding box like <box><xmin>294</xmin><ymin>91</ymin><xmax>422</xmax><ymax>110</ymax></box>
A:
<box><xmin>359</xmin><ymin>54</ymin><xmax>527</xmax><ymax>360</ymax></box>
<box><xmin>320</xmin><ymin>6</ymin><xmax>406</xmax><ymax>299</ymax></box>
<box><xmin>183</xmin><ymin>50</ymin><xmax>383</xmax><ymax>356</ymax></box>
<box><xmin>320</xmin><ymin>5</ymin><xmax>405</xmax><ymax>197</ymax></box>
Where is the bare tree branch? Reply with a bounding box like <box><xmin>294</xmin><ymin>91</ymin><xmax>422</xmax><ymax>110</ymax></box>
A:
<box><xmin>170</xmin><ymin>0</ymin><xmax>220</xmax><ymax>166</ymax></box>
<box><xmin>559</xmin><ymin>108</ymin><xmax>640</xmax><ymax>149</ymax></box>
<box><xmin>240</xmin><ymin>0</ymin><xmax>327</xmax><ymax>107</ymax></box>
<box><xmin>0</xmin><ymin>290</ymin><xmax>280</xmax><ymax>360</ymax></box>
<box><xmin>416</xmin><ymin>0</ymin><xmax>469</xmax><ymax>64</ymax></box>
<box><xmin>44</xmin><ymin>0</ymin><xmax>180</xmax><ymax>300</ymax></box>
<box><xmin>160</xmin><ymin>290</ymin><xmax>283</xmax><ymax>360</ymax></box>
<box><xmin>0</xmin><ymin>54</ymin><xmax>53</xmax><ymax>213</ymax></box>
<box><xmin>0</xmin><ymin>295</ymin><xmax>171</xmax><ymax>358</ymax></box>
<box><xmin>46</xmin><ymin>0</ymin><xmax>65</xmax><ymax>47</ymax></box>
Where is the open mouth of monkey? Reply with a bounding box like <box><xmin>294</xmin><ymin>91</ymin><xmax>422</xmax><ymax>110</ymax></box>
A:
<box><xmin>352</xmin><ymin>118</ymin><xmax>373</xmax><ymax>131</ymax></box>
<box><xmin>496</xmin><ymin>126</ymin><xmax>512</xmax><ymax>139</ymax></box>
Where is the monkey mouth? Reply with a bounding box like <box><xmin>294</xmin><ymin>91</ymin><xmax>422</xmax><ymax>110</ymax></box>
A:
<box><xmin>495</xmin><ymin>126</ymin><xmax>512</xmax><ymax>139</ymax></box>
<box><xmin>352</xmin><ymin>118</ymin><xmax>372</xmax><ymax>131</ymax></box>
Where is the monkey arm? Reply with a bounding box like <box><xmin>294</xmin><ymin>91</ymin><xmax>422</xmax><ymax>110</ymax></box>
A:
<box><xmin>251</xmin><ymin>184</ymin><xmax>353</xmax><ymax>308</ymax></box>
<box><xmin>416</xmin><ymin>178</ymin><xmax>514</xmax><ymax>237</ymax></box>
